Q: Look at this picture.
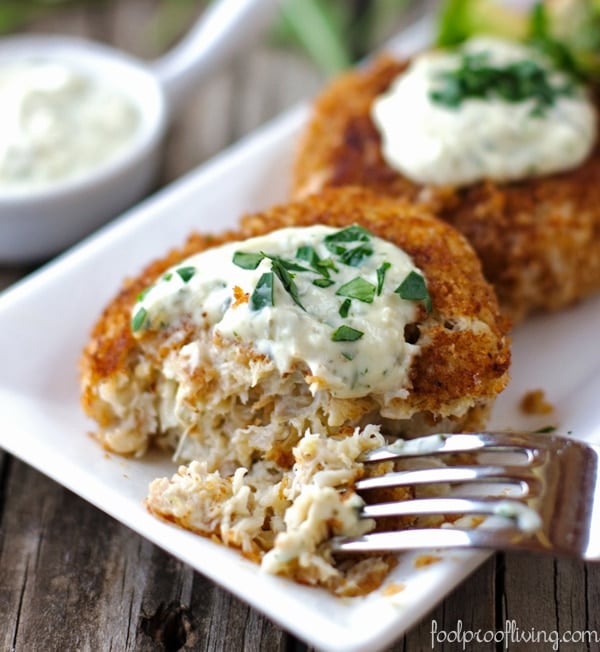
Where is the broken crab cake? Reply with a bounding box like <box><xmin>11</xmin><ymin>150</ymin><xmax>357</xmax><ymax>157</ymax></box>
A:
<box><xmin>292</xmin><ymin>37</ymin><xmax>600</xmax><ymax>321</ymax></box>
<box><xmin>80</xmin><ymin>187</ymin><xmax>510</xmax><ymax>594</ymax></box>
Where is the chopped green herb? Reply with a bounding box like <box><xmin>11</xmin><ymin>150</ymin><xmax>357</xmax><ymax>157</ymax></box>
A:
<box><xmin>339</xmin><ymin>298</ymin><xmax>351</xmax><ymax>318</ymax></box>
<box><xmin>324</xmin><ymin>224</ymin><xmax>371</xmax><ymax>244</ymax></box>
<box><xmin>131</xmin><ymin>307</ymin><xmax>148</xmax><ymax>333</ymax></box>
<box><xmin>332</xmin><ymin>325</ymin><xmax>364</xmax><ymax>342</ymax></box>
<box><xmin>162</xmin><ymin>273</ymin><xmax>172</xmax><ymax>281</ymax></box>
<box><xmin>250</xmin><ymin>272</ymin><xmax>274</xmax><ymax>310</ymax></box>
<box><xmin>296</xmin><ymin>245</ymin><xmax>319</xmax><ymax>265</ymax></box>
<box><xmin>232</xmin><ymin>251</ymin><xmax>264</xmax><ymax>270</ymax></box>
<box><xmin>395</xmin><ymin>271</ymin><xmax>432</xmax><ymax>312</ymax></box>
<box><xmin>313</xmin><ymin>278</ymin><xmax>335</xmax><ymax>288</ymax></box>
<box><xmin>136</xmin><ymin>286</ymin><xmax>152</xmax><ymax>302</ymax></box>
<box><xmin>270</xmin><ymin>256</ymin><xmax>305</xmax><ymax>311</ymax></box>
<box><xmin>296</xmin><ymin>245</ymin><xmax>338</xmax><ymax>278</ymax></box>
<box><xmin>315</xmin><ymin>257</ymin><xmax>339</xmax><ymax>276</ymax></box>
<box><xmin>176</xmin><ymin>266</ymin><xmax>196</xmax><ymax>283</ymax></box>
<box><xmin>376</xmin><ymin>261</ymin><xmax>391</xmax><ymax>295</ymax></box>
<box><xmin>336</xmin><ymin>277</ymin><xmax>376</xmax><ymax>303</ymax></box>
<box><xmin>277</xmin><ymin>258</ymin><xmax>310</xmax><ymax>272</ymax></box>
<box><xmin>533</xmin><ymin>425</ymin><xmax>557</xmax><ymax>434</ymax></box>
<box><xmin>341</xmin><ymin>351</ymin><xmax>355</xmax><ymax>361</ymax></box>
<box><xmin>324</xmin><ymin>224</ymin><xmax>372</xmax><ymax>257</ymax></box>
<box><xmin>339</xmin><ymin>244</ymin><xmax>373</xmax><ymax>267</ymax></box>
<box><xmin>429</xmin><ymin>51</ymin><xmax>574</xmax><ymax>116</ymax></box>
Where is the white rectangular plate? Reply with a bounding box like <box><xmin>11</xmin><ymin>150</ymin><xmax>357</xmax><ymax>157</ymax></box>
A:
<box><xmin>1</xmin><ymin>18</ymin><xmax>600</xmax><ymax>652</ymax></box>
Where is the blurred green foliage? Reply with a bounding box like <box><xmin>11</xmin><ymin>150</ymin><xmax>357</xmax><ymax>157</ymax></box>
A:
<box><xmin>437</xmin><ymin>0</ymin><xmax>600</xmax><ymax>80</ymax></box>
<box><xmin>0</xmin><ymin>0</ymin><xmax>411</xmax><ymax>74</ymax></box>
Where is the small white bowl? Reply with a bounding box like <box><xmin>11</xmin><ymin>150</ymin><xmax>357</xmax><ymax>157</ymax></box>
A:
<box><xmin>0</xmin><ymin>0</ymin><xmax>276</xmax><ymax>264</ymax></box>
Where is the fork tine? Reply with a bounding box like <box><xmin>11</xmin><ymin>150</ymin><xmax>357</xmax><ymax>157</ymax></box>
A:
<box><xmin>360</xmin><ymin>432</ymin><xmax>545</xmax><ymax>464</ymax></box>
<box><xmin>330</xmin><ymin>527</ymin><xmax>546</xmax><ymax>554</ymax></box>
<box><xmin>361</xmin><ymin>496</ymin><xmax>536</xmax><ymax>523</ymax></box>
<box><xmin>356</xmin><ymin>465</ymin><xmax>535</xmax><ymax>491</ymax></box>
<box><xmin>335</xmin><ymin>433</ymin><xmax>600</xmax><ymax>560</ymax></box>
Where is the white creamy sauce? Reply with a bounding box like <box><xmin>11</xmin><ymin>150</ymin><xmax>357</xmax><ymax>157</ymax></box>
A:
<box><xmin>133</xmin><ymin>225</ymin><xmax>427</xmax><ymax>399</ymax></box>
<box><xmin>371</xmin><ymin>36</ymin><xmax>597</xmax><ymax>186</ymax></box>
<box><xmin>0</xmin><ymin>61</ymin><xmax>140</xmax><ymax>189</ymax></box>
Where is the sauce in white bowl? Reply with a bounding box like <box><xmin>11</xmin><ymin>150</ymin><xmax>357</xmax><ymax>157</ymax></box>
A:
<box><xmin>0</xmin><ymin>0</ymin><xmax>277</xmax><ymax>264</ymax></box>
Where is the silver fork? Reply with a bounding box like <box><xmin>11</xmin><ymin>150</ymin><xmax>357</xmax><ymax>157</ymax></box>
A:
<box><xmin>331</xmin><ymin>432</ymin><xmax>600</xmax><ymax>560</ymax></box>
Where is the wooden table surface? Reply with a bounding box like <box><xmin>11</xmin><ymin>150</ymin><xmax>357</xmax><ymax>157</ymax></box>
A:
<box><xmin>1</xmin><ymin>2</ymin><xmax>599</xmax><ymax>651</ymax></box>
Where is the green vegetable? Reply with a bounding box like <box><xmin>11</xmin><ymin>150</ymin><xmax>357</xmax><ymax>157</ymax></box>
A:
<box><xmin>437</xmin><ymin>0</ymin><xmax>528</xmax><ymax>48</ymax></box>
<box><xmin>430</xmin><ymin>52</ymin><xmax>573</xmax><ymax>115</ymax></box>
<box><xmin>324</xmin><ymin>224</ymin><xmax>371</xmax><ymax>247</ymax></box>
<box><xmin>533</xmin><ymin>425</ymin><xmax>557</xmax><ymax>434</ymax></box>
<box><xmin>331</xmin><ymin>325</ymin><xmax>364</xmax><ymax>342</ymax></box>
<box><xmin>296</xmin><ymin>245</ymin><xmax>338</xmax><ymax>277</ymax></box>
<box><xmin>233</xmin><ymin>251</ymin><xmax>264</xmax><ymax>270</ymax></box>
<box><xmin>313</xmin><ymin>278</ymin><xmax>335</xmax><ymax>288</ymax></box>
<box><xmin>436</xmin><ymin>0</ymin><xmax>600</xmax><ymax>81</ymax></box>
<box><xmin>269</xmin><ymin>256</ymin><xmax>305</xmax><ymax>311</ymax></box>
<box><xmin>339</xmin><ymin>298</ymin><xmax>351</xmax><ymax>318</ymax></box>
<box><xmin>527</xmin><ymin>3</ymin><xmax>582</xmax><ymax>80</ymax></box>
<box><xmin>376</xmin><ymin>261</ymin><xmax>391</xmax><ymax>295</ymax></box>
<box><xmin>136</xmin><ymin>286</ymin><xmax>152</xmax><ymax>302</ymax></box>
<box><xmin>395</xmin><ymin>271</ymin><xmax>432</xmax><ymax>313</ymax></box>
<box><xmin>176</xmin><ymin>266</ymin><xmax>196</xmax><ymax>283</ymax></box>
<box><xmin>338</xmin><ymin>243</ymin><xmax>373</xmax><ymax>267</ymax></box>
<box><xmin>250</xmin><ymin>272</ymin><xmax>274</xmax><ymax>310</ymax></box>
<box><xmin>336</xmin><ymin>277</ymin><xmax>376</xmax><ymax>303</ymax></box>
<box><xmin>131</xmin><ymin>307</ymin><xmax>148</xmax><ymax>333</ymax></box>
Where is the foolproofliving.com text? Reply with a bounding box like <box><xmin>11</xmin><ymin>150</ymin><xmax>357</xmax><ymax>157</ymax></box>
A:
<box><xmin>431</xmin><ymin>619</ymin><xmax>600</xmax><ymax>651</ymax></box>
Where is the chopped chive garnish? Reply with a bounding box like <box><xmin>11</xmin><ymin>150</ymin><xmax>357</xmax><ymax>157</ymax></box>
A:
<box><xmin>332</xmin><ymin>325</ymin><xmax>364</xmax><ymax>342</ymax></box>
<box><xmin>339</xmin><ymin>298</ymin><xmax>351</xmax><ymax>317</ymax></box>
<box><xmin>250</xmin><ymin>272</ymin><xmax>274</xmax><ymax>310</ymax></box>
<box><xmin>376</xmin><ymin>262</ymin><xmax>391</xmax><ymax>295</ymax></box>
<box><xmin>232</xmin><ymin>251</ymin><xmax>264</xmax><ymax>270</ymax></box>
<box><xmin>313</xmin><ymin>278</ymin><xmax>335</xmax><ymax>288</ymax></box>
<box><xmin>176</xmin><ymin>266</ymin><xmax>196</xmax><ymax>283</ymax></box>
<box><xmin>395</xmin><ymin>271</ymin><xmax>432</xmax><ymax>313</ymax></box>
<box><xmin>336</xmin><ymin>277</ymin><xmax>376</xmax><ymax>303</ymax></box>
<box><xmin>131</xmin><ymin>307</ymin><xmax>147</xmax><ymax>332</ymax></box>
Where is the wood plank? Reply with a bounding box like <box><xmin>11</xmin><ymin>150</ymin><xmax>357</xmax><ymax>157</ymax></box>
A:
<box><xmin>0</xmin><ymin>458</ymin><xmax>288</xmax><ymax>651</ymax></box>
<box><xmin>395</xmin><ymin>555</ymin><xmax>498</xmax><ymax>651</ymax></box>
<box><xmin>502</xmin><ymin>553</ymin><xmax>600</xmax><ymax>647</ymax></box>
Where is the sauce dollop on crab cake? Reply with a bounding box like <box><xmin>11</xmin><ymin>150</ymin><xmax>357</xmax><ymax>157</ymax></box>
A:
<box><xmin>293</xmin><ymin>37</ymin><xmax>600</xmax><ymax>321</ymax></box>
<box><xmin>80</xmin><ymin>187</ymin><xmax>510</xmax><ymax>594</ymax></box>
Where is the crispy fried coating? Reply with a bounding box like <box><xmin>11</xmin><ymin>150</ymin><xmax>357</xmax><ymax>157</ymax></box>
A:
<box><xmin>292</xmin><ymin>56</ymin><xmax>600</xmax><ymax>321</ymax></box>
<box><xmin>80</xmin><ymin>187</ymin><xmax>510</xmax><ymax>450</ymax></box>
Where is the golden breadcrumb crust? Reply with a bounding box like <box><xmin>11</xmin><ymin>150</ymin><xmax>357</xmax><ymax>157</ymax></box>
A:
<box><xmin>292</xmin><ymin>56</ymin><xmax>600</xmax><ymax>321</ymax></box>
<box><xmin>80</xmin><ymin>187</ymin><xmax>510</xmax><ymax>431</ymax></box>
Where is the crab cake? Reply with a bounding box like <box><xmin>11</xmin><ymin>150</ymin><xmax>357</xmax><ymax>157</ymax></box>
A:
<box><xmin>293</xmin><ymin>37</ymin><xmax>600</xmax><ymax>322</ymax></box>
<box><xmin>80</xmin><ymin>187</ymin><xmax>510</xmax><ymax>593</ymax></box>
